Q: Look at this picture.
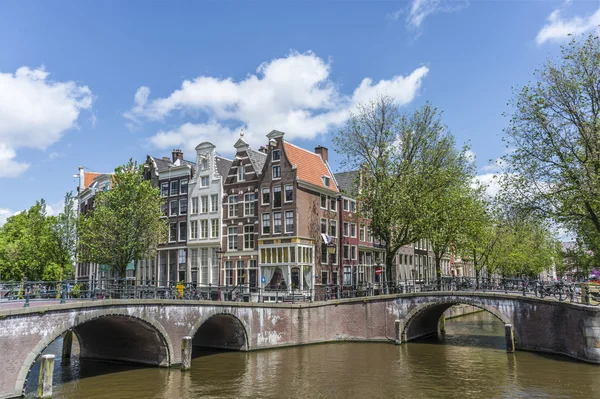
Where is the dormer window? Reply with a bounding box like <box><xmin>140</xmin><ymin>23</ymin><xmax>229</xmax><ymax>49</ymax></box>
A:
<box><xmin>322</xmin><ymin>176</ymin><xmax>330</xmax><ymax>187</ymax></box>
<box><xmin>272</xmin><ymin>149</ymin><xmax>281</xmax><ymax>161</ymax></box>
<box><xmin>201</xmin><ymin>158</ymin><xmax>209</xmax><ymax>171</ymax></box>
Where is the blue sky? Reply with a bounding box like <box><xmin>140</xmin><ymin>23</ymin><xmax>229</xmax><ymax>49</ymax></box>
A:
<box><xmin>1</xmin><ymin>0</ymin><xmax>599</xmax><ymax>224</ymax></box>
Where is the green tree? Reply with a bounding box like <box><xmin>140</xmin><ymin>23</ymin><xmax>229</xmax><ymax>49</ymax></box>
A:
<box><xmin>333</xmin><ymin>95</ymin><xmax>463</xmax><ymax>283</ymax></box>
<box><xmin>425</xmin><ymin>182</ymin><xmax>488</xmax><ymax>286</ymax></box>
<box><xmin>77</xmin><ymin>159</ymin><xmax>167</xmax><ymax>278</ymax></box>
<box><xmin>0</xmin><ymin>200</ymin><xmax>57</xmax><ymax>280</ymax></box>
<box><xmin>502</xmin><ymin>33</ymin><xmax>600</xmax><ymax>256</ymax></box>
<box><xmin>49</xmin><ymin>192</ymin><xmax>77</xmax><ymax>280</ymax></box>
<box><xmin>486</xmin><ymin>214</ymin><xmax>559</xmax><ymax>278</ymax></box>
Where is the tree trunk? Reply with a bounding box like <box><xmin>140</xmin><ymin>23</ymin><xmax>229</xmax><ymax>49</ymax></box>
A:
<box><xmin>386</xmin><ymin>249</ymin><xmax>395</xmax><ymax>291</ymax></box>
<box><xmin>435</xmin><ymin>256</ymin><xmax>442</xmax><ymax>290</ymax></box>
<box><xmin>474</xmin><ymin>249</ymin><xmax>480</xmax><ymax>289</ymax></box>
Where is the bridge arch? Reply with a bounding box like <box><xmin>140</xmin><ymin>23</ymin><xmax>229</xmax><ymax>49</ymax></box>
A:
<box><xmin>401</xmin><ymin>298</ymin><xmax>512</xmax><ymax>343</ymax></box>
<box><xmin>16</xmin><ymin>310</ymin><xmax>174</xmax><ymax>396</ymax></box>
<box><xmin>188</xmin><ymin>311</ymin><xmax>249</xmax><ymax>352</ymax></box>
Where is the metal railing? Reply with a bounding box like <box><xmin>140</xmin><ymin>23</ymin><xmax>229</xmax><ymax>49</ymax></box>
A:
<box><xmin>1</xmin><ymin>277</ymin><xmax>598</xmax><ymax>307</ymax></box>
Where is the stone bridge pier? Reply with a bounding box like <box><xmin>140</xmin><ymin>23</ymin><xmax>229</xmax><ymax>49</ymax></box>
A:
<box><xmin>1</xmin><ymin>293</ymin><xmax>600</xmax><ymax>398</ymax></box>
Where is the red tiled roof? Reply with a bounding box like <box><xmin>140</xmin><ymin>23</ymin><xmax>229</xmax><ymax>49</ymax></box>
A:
<box><xmin>83</xmin><ymin>172</ymin><xmax>102</xmax><ymax>189</ymax></box>
<box><xmin>283</xmin><ymin>142</ymin><xmax>338</xmax><ymax>192</ymax></box>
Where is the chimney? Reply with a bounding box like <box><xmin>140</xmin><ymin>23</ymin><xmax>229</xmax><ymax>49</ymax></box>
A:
<box><xmin>172</xmin><ymin>149</ymin><xmax>183</xmax><ymax>163</ymax></box>
<box><xmin>258</xmin><ymin>146</ymin><xmax>267</xmax><ymax>154</ymax></box>
<box><xmin>315</xmin><ymin>146</ymin><xmax>328</xmax><ymax>162</ymax></box>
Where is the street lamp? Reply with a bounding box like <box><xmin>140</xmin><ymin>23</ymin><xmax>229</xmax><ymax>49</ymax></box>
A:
<box><xmin>327</xmin><ymin>241</ymin><xmax>336</xmax><ymax>298</ymax></box>
<box><xmin>215</xmin><ymin>247</ymin><xmax>226</xmax><ymax>301</ymax></box>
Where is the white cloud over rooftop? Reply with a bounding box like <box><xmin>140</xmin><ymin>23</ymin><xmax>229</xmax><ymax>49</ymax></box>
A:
<box><xmin>127</xmin><ymin>51</ymin><xmax>429</xmax><ymax>155</ymax></box>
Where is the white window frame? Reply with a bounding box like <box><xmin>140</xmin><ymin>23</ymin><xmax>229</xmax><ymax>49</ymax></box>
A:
<box><xmin>272</xmin><ymin>149</ymin><xmax>281</xmax><ymax>161</ymax></box>
<box><xmin>351</xmin><ymin>223</ymin><xmax>357</xmax><ymax>238</ymax></box>
<box><xmin>161</xmin><ymin>182</ymin><xmax>169</xmax><ymax>197</ymax></box>
<box><xmin>170</xmin><ymin>180</ymin><xmax>179</xmax><ymax>196</ymax></box>
<box><xmin>351</xmin><ymin>245</ymin><xmax>357</xmax><ymax>260</ymax></box>
<box><xmin>244</xmin><ymin>225</ymin><xmax>254</xmax><ymax>250</ymax></box>
<box><xmin>211</xmin><ymin>219</ymin><xmax>219</xmax><ymax>238</ymax></box>
<box><xmin>262</xmin><ymin>213</ymin><xmax>271</xmax><ymax>234</ymax></box>
<box><xmin>179</xmin><ymin>221</ymin><xmax>187</xmax><ymax>242</ymax></box>
<box><xmin>200</xmin><ymin>196</ymin><xmax>208</xmax><ymax>214</ymax></box>
<box><xmin>228</xmin><ymin>226</ymin><xmax>238</xmax><ymax>250</ymax></box>
<box><xmin>273</xmin><ymin>211</ymin><xmax>282</xmax><ymax>234</ymax></box>
<box><xmin>343</xmin><ymin>245</ymin><xmax>350</xmax><ymax>260</ymax></box>
<box><xmin>190</xmin><ymin>220</ymin><xmax>198</xmax><ymax>240</ymax></box>
<box><xmin>320</xmin><ymin>194</ymin><xmax>327</xmax><ymax>209</ymax></box>
<box><xmin>200</xmin><ymin>176</ymin><xmax>209</xmax><ymax>187</ymax></box>
<box><xmin>262</xmin><ymin>187</ymin><xmax>270</xmax><ymax>205</ymax></box>
<box><xmin>330</xmin><ymin>220</ymin><xmax>337</xmax><ymax>237</ymax></box>
<box><xmin>238</xmin><ymin>164</ymin><xmax>245</xmax><ymax>182</ymax></box>
<box><xmin>284</xmin><ymin>184</ymin><xmax>293</xmax><ymax>203</ymax></box>
<box><xmin>228</xmin><ymin>195</ymin><xmax>238</xmax><ymax>218</ymax></box>
<box><xmin>211</xmin><ymin>194</ymin><xmax>219</xmax><ymax>212</ymax></box>
<box><xmin>170</xmin><ymin>199</ymin><xmax>178</xmax><ymax>216</ymax></box>
<box><xmin>191</xmin><ymin>197</ymin><xmax>198</xmax><ymax>214</ymax></box>
<box><xmin>272</xmin><ymin>186</ymin><xmax>282</xmax><ymax>208</ymax></box>
<box><xmin>200</xmin><ymin>220</ymin><xmax>208</xmax><ymax>239</ymax></box>
<box><xmin>244</xmin><ymin>193</ymin><xmax>255</xmax><ymax>216</ymax></box>
<box><xmin>272</xmin><ymin>165</ymin><xmax>281</xmax><ymax>179</ymax></box>
<box><xmin>169</xmin><ymin>222</ymin><xmax>177</xmax><ymax>243</ymax></box>
<box><xmin>285</xmin><ymin>210</ymin><xmax>294</xmax><ymax>233</ymax></box>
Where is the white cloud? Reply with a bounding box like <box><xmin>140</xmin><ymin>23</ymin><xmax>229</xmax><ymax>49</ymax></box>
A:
<box><xmin>128</xmin><ymin>51</ymin><xmax>429</xmax><ymax>155</ymax></box>
<box><xmin>474</xmin><ymin>173</ymin><xmax>503</xmax><ymax>198</ymax></box>
<box><xmin>0</xmin><ymin>208</ymin><xmax>19</xmax><ymax>227</ymax></box>
<box><xmin>0</xmin><ymin>66</ymin><xmax>93</xmax><ymax>178</ymax></box>
<box><xmin>536</xmin><ymin>6</ymin><xmax>600</xmax><ymax>45</ymax></box>
<box><xmin>389</xmin><ymin>0</ymin><xmax>468</xmax><ymax>31</ymax></box>
<box><xmin>481</xmin><ymin>157</ymin><xmax>506</xmax><ymax>173</ymax></box>
<box><xmin>464</xmin><ymin>149</ymin><xmax>475</xmax><ymax>163</ymax></box>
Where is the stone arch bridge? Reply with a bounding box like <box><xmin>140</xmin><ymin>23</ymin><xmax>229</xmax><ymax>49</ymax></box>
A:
<box><xmin>1</xmin><ymin>292</ymin><xmax>599</xmax><ymax>398</ymax></box>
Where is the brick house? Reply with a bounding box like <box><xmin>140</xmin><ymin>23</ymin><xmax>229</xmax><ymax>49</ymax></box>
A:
<box><xmin>335</xmin><ymin>171</ymin><xmax>386</xmax><ymax>290</ymax></box>
<box><xmin>221</xmin><ymin>136</ymin><xmax>267</xmax><ymax>293</ymax></box>
<box><xmin>143</xmin><ymin>150</ymin><xmax>194</xmax><ymax>286</ymax></box>
<box><xmin>256</xmin><ymin>130</ymin><xmax>339</xmax><ymax>299</ymax></box>
<box><xmin>75</xmin><ymin>167</ymin><xmax>115</xmax><ymax>286</ymax></box>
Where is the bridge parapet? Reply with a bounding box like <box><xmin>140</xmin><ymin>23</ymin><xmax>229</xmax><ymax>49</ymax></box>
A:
<box><xmin>1</xmin><ymin>293</ymin><xmax>599</xmax><ymax>399</ymax></box>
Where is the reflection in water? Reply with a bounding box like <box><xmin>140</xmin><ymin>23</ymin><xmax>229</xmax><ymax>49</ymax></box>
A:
<box><xmin>25</xmin><ymin>311</ymin><xmax>597</xmax><ymax>398</ymax></box>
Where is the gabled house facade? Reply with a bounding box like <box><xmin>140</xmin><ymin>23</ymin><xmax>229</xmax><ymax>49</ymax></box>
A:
<box><xmin>335</xmin><ymin>171</ymin><xmax>386</xmax><ymax>290</ymax></box>
<box><xmin>187</xmin><ymin>142</ymin><xmax>231</xmax><ymax>287</ymax></box>
<box><xmin>144</xmin><ymin>150</ymin><xmax>193</xmax><ymax>286</ymax></box>
<box><xmin>257</xmin><ymin>130</ymin><xmax>339</xmax><ymax>299</ymax></box>
<box><xmin>221</xmin><ymin>137</ymin><xmax>267</xmax><ymax>293</ymax></box>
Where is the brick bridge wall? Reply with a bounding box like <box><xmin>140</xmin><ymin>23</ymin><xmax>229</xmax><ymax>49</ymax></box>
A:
<box><xmin>1</xmin><ymin>292</ymin><xmax>599</xmax><ymax>398</ymax></box>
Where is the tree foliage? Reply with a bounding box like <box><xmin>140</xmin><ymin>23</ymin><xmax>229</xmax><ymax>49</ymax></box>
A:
<box><xmin>333</xmin><ymin>95</ymin><xmax>466</xmax><ymax>282</ymax></box>
<box><xmin>77</xmin><ymin>159</ymin><xmax>167</xmax><ymax>278</ymax></box>
<box><xmin>485</xmin><ymin>214</ymin><xmax>559</xmax><ymax>278</ymax></box>
<box><xmin>502</xmin><ymin>33</ymin><xmax>600</xmax><ymax>256</ymax></box>
<box><xmin>0</xmin><ymin>198</ymin><xmax>75</xmax><ymax>281</ymax></box>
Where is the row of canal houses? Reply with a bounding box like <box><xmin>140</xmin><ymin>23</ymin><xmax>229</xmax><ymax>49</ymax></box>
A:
<box><xmin>76</xmin><ymin>129</ymin><xmax>457</xmax><ymax>301</ymax></box>
<box><xmin>141</xmin><ymin>129</ymin><xmax>386</xmax><ymax>300</ymax></box>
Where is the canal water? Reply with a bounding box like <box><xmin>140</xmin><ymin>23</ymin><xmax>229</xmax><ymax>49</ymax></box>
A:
<box><xmin>25</xmin><ymin>311</ymin><xmax>598</xmax><ymax>398</ymax></box>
